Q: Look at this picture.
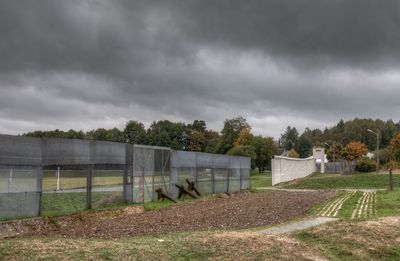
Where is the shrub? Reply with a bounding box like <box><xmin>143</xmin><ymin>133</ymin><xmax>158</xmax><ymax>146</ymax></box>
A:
<box><xmin>288</xmin><ymin>148</ymin><xmax>299</xmax><ymax>158</ymax></box>
<box><xmin>355</xmin><ymin>158</ymin><xmax>377</xmax><ymax>172</ymax></box>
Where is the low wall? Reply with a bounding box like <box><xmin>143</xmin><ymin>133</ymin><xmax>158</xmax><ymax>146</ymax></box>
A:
<box><xmin>271</xmin><ymin>156</ymin><xmax>316</xmax><ymax>186</ymax></box>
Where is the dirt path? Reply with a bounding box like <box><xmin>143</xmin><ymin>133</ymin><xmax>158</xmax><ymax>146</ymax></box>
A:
<box><xmin>260</xmin><ymin>217</ymin><xmax>338</xmax><ymax>234</ymax></box>
<box><xmin>20</xmin><ymin>191</ymin><xmax>334</xmax><ymax>239</ymax></box>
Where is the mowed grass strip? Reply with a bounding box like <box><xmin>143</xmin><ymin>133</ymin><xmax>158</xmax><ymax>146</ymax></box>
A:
<box><xmin>336</xmin><ymin>191</ymin><xmax>364</xmax><ymax>219</ymax></box>
<box><xmin>311</xmin><ymin>191</ymin><xmax>346</xmax><ymax>216</ymax></box>
<box><xmin>312</xmin><ymin>189</ymin><xmax>400</xmax><ymax>220</ymax></box>
<box><xmin>279</xmin><ymin>172</ymin><xmax>400</xmax><ymax>189</ymax></box>
<box><xmin>318</xmin><ymin>191</ymin><xmax>356</xmax><ymax>217</ymax></box>
<box><xmin>294</xmin><ymin>217</ymin><xmax>400</xmax><ymax>260</ymax></box>
<box><xmin>351</xmin><ymin>191</ymin><xmax>376</xmax><ymax>220</ymax></box>
<box><xmin>376</xmin><ymin>188</ymin><xmax>400</xmax><ymax>217</ymax></box>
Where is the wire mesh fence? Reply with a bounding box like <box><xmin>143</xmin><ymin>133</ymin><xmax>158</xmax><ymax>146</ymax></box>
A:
<box><xmin>317</xmin><ymin>162</ymin><xmax>355</xmax><ymax>173</ymax></box>
<box><xmin>0</xmin><ymin>135</ymin><xmax>251</xmax><ymax>220</ymax></box>
<box><xmin>170</xmin><ymin>150</ymin><xmax>251</xmax><ymax>198</ymax></box>
<box><xmin>0</xmin><ymin>166</ymin><xmax>41</xmax><ymax>220</ymax></box>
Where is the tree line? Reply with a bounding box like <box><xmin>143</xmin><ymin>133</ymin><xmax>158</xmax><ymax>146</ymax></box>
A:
<box><xmin>279</xmin><ymin>118</ymin><xmax>400</xmax><ymax>160</ymax></box>
<box><xmin>23</xmin><ymin>117</ymin><xmax>400</xmax><ymax>171</ymax></box>
<box><xmin>23</xmin><ymin>117</ymin><xmax>278</xmax><ymax>172</ymax></box>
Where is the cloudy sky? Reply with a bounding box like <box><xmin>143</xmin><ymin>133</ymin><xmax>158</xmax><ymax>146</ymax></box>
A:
<box><xmin>1</xmin><ymin>0</ymin><xmax>400</xmax><ymax>138</ymax></box>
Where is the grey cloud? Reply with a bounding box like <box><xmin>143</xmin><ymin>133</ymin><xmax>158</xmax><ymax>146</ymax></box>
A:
<box><xmin>170</xmin><ymin>0</ymin><xmax>400</xmax><ymax>70</ymax></box>
<box><xmin>0</xmin><ymin>0</ymin><xmax>399</xmax><ymax>138</ymax></box>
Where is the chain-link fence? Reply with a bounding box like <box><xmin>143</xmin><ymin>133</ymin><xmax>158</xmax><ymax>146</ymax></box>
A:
<box><xmin>0</xmin><ymin>134</ymin><xmax>251</xmax><ymax>220</ymax></box>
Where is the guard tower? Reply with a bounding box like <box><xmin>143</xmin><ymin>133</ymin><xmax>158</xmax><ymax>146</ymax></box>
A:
<box><xmin>313</xmin><ymin>147</ymin><xmax>325</xmax><ymax>173</ymax></box>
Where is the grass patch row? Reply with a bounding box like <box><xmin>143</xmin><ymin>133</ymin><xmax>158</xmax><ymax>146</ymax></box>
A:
<box><xmin>280</xmin><ymin>172</ymin><xmax>400</xmax><ymax>189</ymax></box>
<box><xmin>309</xmin><ymin>188</ymin><xmax>400</xmax><ymax>220</ymax></box>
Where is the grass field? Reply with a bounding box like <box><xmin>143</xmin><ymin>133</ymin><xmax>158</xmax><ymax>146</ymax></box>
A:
<box><xmin>279</xmin><ymin>172</ymin><xmax>400</xmax><ymax>189</ymax></box>
<box><xmin>41</xmin><ymin>192</ymin><xmax>127</xmax><ymax>216</ymax></box>
<box><xmin>1</xmin><ymin>216</ymin><xmax>399</xmax><ymax>260</ymax></box>
<box><xmin>250</xmin><ymin>171</ymin><xmax>272</xmax><ymax>189</ymax></box>
<box><xmin>1</xmin><ymin>170</ymin><xmax>400</xmax><ymax>260</ymax></box>
<box><xmin>295</xmin><ymin>172</ymin><xmax>400</xmax><ymax>219</ymax></box>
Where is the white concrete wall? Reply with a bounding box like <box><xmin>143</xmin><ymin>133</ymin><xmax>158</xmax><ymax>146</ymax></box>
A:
<box><xmin>272</xmin><ymin>156</ymin><xmax>316</xmax><ymax>186</ymax></box>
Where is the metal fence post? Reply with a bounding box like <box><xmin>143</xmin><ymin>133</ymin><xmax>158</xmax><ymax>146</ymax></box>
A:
<box><xmin>195</xmin><ymin>152</ymin><xmax>198</xmax><ymax>186</ymax></box>
<box><xmin>87</xmin><ymin>165</ymin><xmax>93</xmax><ymax>209</ymax></box>
<box><xmin>212</xmin><ymin>155</ymin><xmax>215</xmax><ymax>194</ymax></box>
<box><xmin>123</xmin><ymin>143</ymin><xmax>130</xmax><ymax>203</ymax></box>
<box><xmin>152</xmin><ymin>149</ymin><xmax>155</xmax><ymax>201</ymax></box>
<box><xmin>248</xmin><ymin>169</ymin><xmax>251</xmax><ymax>191</ymax></box>
<box><xmin>239</xmin><ymin>170</ymin><xmax>243</xmax><ymax>191</ymax></box>
<box><xmin>227</xmin><ymin>168</ymin><xmax>230</xmax><ymax>193</ymax></box>
<box><xmin>37</xmin><ymin>138</ymin><xmax>46</xmax><ymax>216</ymax></box>
<box><xmin>36</xmin><ymin>165</ymin><xmax>44</xmax><ymax>217</ymax></box>
<box><xmin>87</xmin><ymin>141</ymin><xmax>94</xmax><ymax>209</ymax></box>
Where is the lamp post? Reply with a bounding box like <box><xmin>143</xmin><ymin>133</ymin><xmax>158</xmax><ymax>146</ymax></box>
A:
<box><xmin>367</xmin><ymin>129</ymin><xmax>380</xmax><ymax>173</ymax></box>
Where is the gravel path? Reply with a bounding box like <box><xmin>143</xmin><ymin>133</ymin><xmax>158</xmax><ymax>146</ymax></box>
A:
<box><xmin>259</xmin><ymin>217</ymin><xmax>338</xmax><ymax>234</ymax></box>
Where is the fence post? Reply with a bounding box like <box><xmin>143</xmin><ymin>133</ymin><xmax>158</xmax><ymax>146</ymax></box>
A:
<box><xmin>37</xmin><ymin>138</ymin><xmax>46</xmax><ymax>217</ymax></box>
<box><xmin>226</xmin><ymin>168</ymin><xmax>230</xmax><ymax>193</ymax></box>
<box><xmin>239</xmin><ymin>170</ymin><xmax>243</xmax><ymax>191</ymax></box>
<box><xmin>210</xmin><ymin>169</ymin><xmax>214</xmax><ymax>193</ymax></box>
<box><xmin>123</xmin><ymin>143</ymin><xmax>131</xmax><ymax>203</ymax></box>
<box><xmin>87</xmin><ymin>165</ymin><xmax>93</xmax><ymax>209</ymax></box>
<box><xmin>36</xmin><ymin>165</ymin><xmax>44</xmax><ymax>217</ymax></box>
<box><xmin>152</xmin><ymin>149</ymin><xmax>155</xmax><ymax>201</ymax></box>
<box><xmin>195</xmin><ymin>152</ymin><xmax>198</xmax><ymax>186</ymax></box>
<box><xmin>87</xmin><ymin>141</ymin><xmax>94</xmax><ymax>209</ymax></box>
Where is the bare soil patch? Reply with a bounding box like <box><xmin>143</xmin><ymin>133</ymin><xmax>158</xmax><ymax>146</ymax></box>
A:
<box><xmin>0</xmin><ymin>206</ymin><xmax>144</xmax><ymax>239</ymax></box>
<box><xmin>21</xmin><ymin>191</ymin><xmax>334</xmax><ymax>239</ymax></box>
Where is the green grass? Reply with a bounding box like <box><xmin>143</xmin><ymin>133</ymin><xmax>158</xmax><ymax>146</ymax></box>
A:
<box><xmin>280</xmin><ymin>172</ymin><xmax>400</xmax><ymax>189</ymax></box>
<box><xmin>337</xmin><ymin>191</ymin><xmax>364</xmax><ymax>219</ymax></box>
<box><xmin>41</xmin><ymin>192</ymin><xmax>126</xmax><ymax>216</ymax></box>
<box><xmin>294</xmin><ymin>219</ymin><xmax>400</xmax><ymax>260</ymax></box>
<box><xmin>308</xmin><ymin>188</ymin><xmax>400</xmax><ymax>220</ymax></box>
<box><xmin>376</xmin><ymin>188</ymin><xmax>400</xmax><ymax>217</ymax></box>
<box><xmin>250</xmin><ymin>171</ymin><xmax>272</xmax><ymax>189</ymax></box>
<box><xmin>41</xmin><ymin>192</ymin><xmax>87</xmax><ymax>216</ymax></box>
<box><xmin>309</xmin><ymin>191</ymin><xmax>346</xmax><ymax>215</ymax></box>
<box><xmin>40</xmin><ymin>189</ymin><xmax>210</xmax><ymax>217</ymax></box>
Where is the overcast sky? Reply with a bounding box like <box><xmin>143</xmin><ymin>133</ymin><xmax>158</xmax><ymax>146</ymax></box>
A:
<box><xmin>1</xmin><ymin>0</ymin><xmax>400</xmax><ymax>138</ymax></box>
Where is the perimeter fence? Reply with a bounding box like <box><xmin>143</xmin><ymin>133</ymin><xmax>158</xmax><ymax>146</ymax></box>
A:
<box><xmin>0</xmin><ymin>135</ymin><xmax>250</xmax><ymax>220</ymax></box>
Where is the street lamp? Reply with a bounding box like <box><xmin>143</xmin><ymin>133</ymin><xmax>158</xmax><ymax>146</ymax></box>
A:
<box><xmin>367</xmin><ymin>129</ymin><xmax>380</xmax><ymax>173</ymax></box>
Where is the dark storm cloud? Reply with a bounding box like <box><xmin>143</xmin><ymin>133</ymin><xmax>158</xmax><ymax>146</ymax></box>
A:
<box><xmin>0</xmin><ymin>0</ymin><xmax>399</xmax><ymax>137</ymax></box>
